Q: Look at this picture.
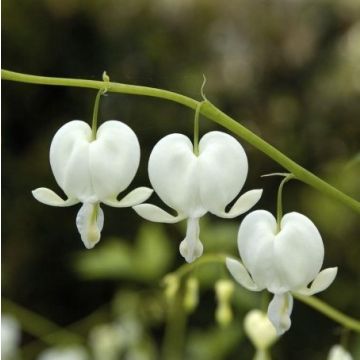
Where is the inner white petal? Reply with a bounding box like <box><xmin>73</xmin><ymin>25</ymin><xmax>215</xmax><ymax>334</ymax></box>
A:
<box><xmin>76</xmin><ymin>202</ymin><xmax>104</xmax><ymax>249</ymax></box>
<box><xmin>179</xmin><ymin>217</ymin><xmax>203</xmax><ymax>263</ymax></box>
<box><xmin>267</xmin><ymin>292</ymin><xmax>294</xmax><ymax>336</ymax></box>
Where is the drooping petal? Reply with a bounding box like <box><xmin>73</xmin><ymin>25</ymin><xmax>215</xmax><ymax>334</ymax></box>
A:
<box><xmin>296</xmin><ymin>267</ymin><xmax>338</xmax><ymax>296</ymax></box>
<box><xmin>89</xmin><ymin>121</ymin><xmax>141</xmax><ymax>201</ymax></box>
<box><xmin>103</xmin><ymin>187</ymin><xmax>153</xmax><ymax>208</ymax></box>
<box><xmin>226</xmin><ymin>258</ymin><xmax>262</xmax><ymax>291</ymax></box>
<box><xmin>215</xmin><ymin>189</ymin><xmax>263</xmax><ymax>218</ymax></box>
<box><xmin>32</xmin><ymin>188</ymin><xmax>78</xmax><ymax>207</ymax></box>
<box><xmin>267</xmin><ymin>293</ymin><xmax>293</xmax><ymax>335</ymax></box>
<box><xmin>76</xmin><ymin>203</ymin><xmax>104</xmax><ymax>249</ymax></box>
<box><xmin>133</xmin><ymin>204</ymin><xmax>186</xmax><ymax>223</ymax></box>
<box><xmin>198</xmin><ymin>131</ymin><xmax>249</xmax><ymax>215</ymax></box>
<box><xmin>50</xmin><ymin>120</ymin><xmax>94</xmax><ymax>202</ymax></box>
<box><xmin>238</xmin><ymin>210</ymin><xmax>281</xmax><ymax>292</ymax></box>
<box><xmin>274</xmin><ymin>212</ymin><xmax>324</xmax><ymax>291</ymax></box>
<box><xmin>148</xmin><ymin>134</ymin><xmax>205</xmax><ymax>218</ymax></box>
<box><xmin>179</xmin><ymin>217</ymin><xmax>203</xmax><ymax>263</ymax></box>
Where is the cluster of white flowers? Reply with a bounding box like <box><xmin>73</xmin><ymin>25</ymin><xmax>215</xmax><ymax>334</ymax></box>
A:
<box><xmin>33</xmin><ymin>119</ymin><xmax>337</xmax><ymax>335</ymax></box>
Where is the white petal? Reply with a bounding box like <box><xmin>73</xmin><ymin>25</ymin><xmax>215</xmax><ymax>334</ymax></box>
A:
<box><xmin>274</xmin><ymin>212</ymin><xmax>324</xmax><ymax>291</ymax></box>
<box><xmin>296</xmin><ymin>267</ymin><xmax>338</xmax><ymax>296</ymax></box>
<box><xmin>198</xmin><ymin>131</ymin><xmax>249</xmax><ymax>215</ymax></box>
<box><xmin>327</xmin><ymin>345</ymin><xmax>353</xmax><ymax>360</ymax></box>
<box><xmin>76</xmin><ymin>203</ymin><xmax>104</xmax><ymax>249</ymax></box>
<box><xmin>238</xmin><ymin>210</ymin><xmax>325</xmax><ymax>293</ymax></box>
<box><xmin>226</xmin><ymin>258</ymin><xmax>262</xmax><ymax>291</ymax></box>
<box><xmin>32</xmin><ymin>188</ymin><xmax>78</xmax><ymax>207</ymax></box>
<box><xmin>214</xmin><ymin>189</ymin><xmax>263</xmax><ymax>218</ymax></box>
<box><xmin>238</xmin><ymin>210</ymin><xmax>281</xmax><ymax>291</ymax></box>
<box><xmin>89</xmin><ymin>121</ymin><xmax>141</xmax><ymax>200</ymax></box>
<box><xmin>50</xmin><ymin>120</ymin><xmax>94</xmax><ymax>202</ymax></box>
<box><xmin>267</xmin><ymin>293</ymin><xmax>293</xmax><ymax>336</ymax></box>
<box><xmin>179</xmin><ymin>217</ymin><xmax>203</xmax><ymax>263</ymax></box>
<box><xmin>133</xmin><ymin>204</ymin><xmax>185</xmax><ymax>223</ymax></box>
<box><xmin>148</xmin><ymin>133</ymin><xmax>205</xmax><ymax>218</ymax></box>
<box><xmin>103</xmin><ymin>187</ymin><xmax>153</xmax><ymax>208</ymax></box>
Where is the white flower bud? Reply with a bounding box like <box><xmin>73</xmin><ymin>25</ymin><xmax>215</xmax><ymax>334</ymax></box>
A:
<box><xmin>183</xmin><ymin>277</ymin><xmax>199</xmax><ymax>313</ymax></box>
<box><xmin>327</xmin><ymin>345</ymin><xmax>353</xmax><ymax>360</ymax></box>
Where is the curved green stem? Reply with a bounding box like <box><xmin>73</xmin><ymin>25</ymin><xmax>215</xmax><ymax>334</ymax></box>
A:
<box><xmin>292</xmin><ymin>293</ymin><xmax>360</xmax><ymax>332</ymax></box>
<box><xmin>91</xmin><ymin>89</ymin><xmax>104</xmax><ymax>140</ymax></box>
<box><xmin>2</xmin><ymin>69</ymin><xmax>359</xmax><ymax>213</ymax></box>
<box><xmin>276</xmin><ymin>174</ymin><xmax>295</xmax><ymax>230</ymax></box>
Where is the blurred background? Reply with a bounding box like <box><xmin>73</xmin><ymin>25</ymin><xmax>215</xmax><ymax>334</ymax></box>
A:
<box><xmin>2</xmin><ymin>0</ymin><xmax>360</xmax><ymax>359</ymax></box>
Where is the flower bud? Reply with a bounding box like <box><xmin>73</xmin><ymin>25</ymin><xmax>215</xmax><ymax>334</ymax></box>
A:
<box><xmin>215</xmin><ymin>280</ymin><xmax>234</xmax><ymax>327</ymax></box>
<box><xmin>183</xmin><ymin>277</ymin><xmax>199</xmax><ymax>313</ymax></box>
<box><xmin>163</xmin><ymin>274</ymin><xmax>180</xmax><ymax>303</ymax></box>
<box><xmin>327</xmin><ymin>345</ymin><xmax>353</xmax><ymax>360</ymax></box>
<box><xmin>244</xmin><ymin>310</ymin><xmax>277</xmax><ymax>350</ymax></box>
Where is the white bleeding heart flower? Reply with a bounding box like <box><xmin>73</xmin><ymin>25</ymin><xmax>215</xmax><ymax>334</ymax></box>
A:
<box><xmin>133</xmin><ymin>131</ymin><xmax>262</xmax><ymax>263</ymax></box>
<box><xmin>32</xmin><ymin>120</ymin><xmax>152</xmax><ymax>249</ymax></box>
<box><xmin>226</xmin><ymin>210</ymin><xmax>337</xmax><ymax>335</ymax></box>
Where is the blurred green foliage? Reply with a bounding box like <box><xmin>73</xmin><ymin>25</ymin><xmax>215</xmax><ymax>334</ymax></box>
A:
<box><xmin>2</xmin><ymin>0</ymin><xmax>360</xmax><ymax>359</ymax></box>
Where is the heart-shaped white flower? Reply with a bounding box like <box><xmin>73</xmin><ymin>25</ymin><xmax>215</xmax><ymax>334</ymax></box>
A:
<box><xmin>133</xmin><ymin>131</ymin><xmax>262</xmax><ymax>263</ymax></box>
<box><xmin>32</xmin><ymin>120</ymin><xmax>152</xmax><ymax>248</ymax></box>
<box><xmin>226</xmin><ymin>210</ymin><xmax>337</xmax><ymax>335</ymax></box>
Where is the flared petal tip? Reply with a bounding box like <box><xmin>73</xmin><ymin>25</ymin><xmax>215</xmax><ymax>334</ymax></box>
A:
<box><xmin>32</xmin><ymin>188</ymin><xmax>78</xmax><ymax>207</ymax></box>
<box><xmin>225</xmin><ymin>257</ymin><xmax>262</xmax><ymax>291</ymax></box>
<box><xmin>103</xmin><ymin>187</ymin><xmax>153</xmax><ymax>208</ymax></box>
<box><xmin>296</xmin><ymin>267</ymin><xmax>338</xmax><ymax>296</ymax></box>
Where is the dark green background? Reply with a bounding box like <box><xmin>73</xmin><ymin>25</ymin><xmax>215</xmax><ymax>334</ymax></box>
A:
<box><xmin>2</xmin><ymin>0</ymin><xmax>360</xmax><ymax>359</ymax></box>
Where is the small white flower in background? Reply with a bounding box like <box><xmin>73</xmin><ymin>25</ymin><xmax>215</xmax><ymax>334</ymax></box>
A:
<box><xmin>89</xmin><ymin>323</ymin><xmax>125</xmax><ymax>360</ymax></box>
<box><xmin>244</xmin><ymin>309</ymin><xmax>277</xmax><ymax>360</ymax></box>
<box><xmin>134</xmin><ymin>131</ymin><xmax>262</xmax><ymax>262</ymax></box>
<box><xmin>226</xmin><ymin>210</ymin><xmax>337</xmax><ymax>335</ymax></box>
<box><xmin>1</xmin><ymin>314</ymin><xmax>21</xmax><ymax>360</ymax></box>
<box><xmin>215</xmin><ymin>279</ymin><xmax>235</xmax><ymax>327</ymax></box>
<box><xmin>37</xmin><ymin>346</ymin><xmax>88</xmax><ymax>360</ymax></box>
<box><xmin>327</xmin><ymin>345</ymin><xmax>353</xmax><ymax>360</ymax></box>
<box><xmin>32</xmin><ymin>120</ymin><xmax>152</xmax><ymax>249</ymax></box>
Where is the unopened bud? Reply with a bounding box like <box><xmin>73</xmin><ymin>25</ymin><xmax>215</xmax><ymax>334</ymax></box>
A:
<box><xmin>215</xmin><ymin>279</ymin><xmax>234</xmax><ymax>303</ymax></box>
<box><xmin>244</xmin><ymin>310</ymin><xmax>277</xmax><ymax>350</ymax></box>
<box><xmin>327</xmin><ymin>345</ymin><xmax>353</xmax><ymax>360</ymax></box>
<box><xmin>163</xmin><ymin>274</ymin><xmax>179</xmax><ymax>303</ymax></box>
<box><xmin>183</xmin><ymin>277</ymin><xmax>199</xmax><ymax>313</ymax></box>
<box><xmin>215</xmin><ymin>303</ymin><xmax>233</xmax><ymax>327</ymax></box>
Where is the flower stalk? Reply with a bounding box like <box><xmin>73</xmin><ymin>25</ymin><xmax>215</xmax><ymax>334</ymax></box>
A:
<box><xmin>2</xmin><ymin>69</ymin><xmax>359</xmax><ymax>214</ymax></box>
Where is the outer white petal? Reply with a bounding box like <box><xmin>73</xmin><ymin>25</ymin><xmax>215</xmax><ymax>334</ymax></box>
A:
<box><xmin>226</xmin><ymin>258</ymin><xmax>262</xmax><ymax>291</ymax></box>
<box><xmin>50</xmin><ymin>120</ymin><xmax>94</xmax><ymax>202</ymax></box>
<box><xmin>267</xmin><ymin>293</ymin><xmax>293</xmax><ymax>336</ymax></box>
<box><xmin>89</xmin><ymin>121</ymin><xmax>140</xmax><ymax>200</ymax></box>
<box><xmin>76</xmin><ymin>203</ymin><xmax>104</xmax><ymax>249</ymax></box>
<box><xmin>198</xmin><ymin>131</ymin><xmax>249</xmax><ymax>215</ymax></box>
<box><xmin>148</xmin><ymin>134</ymin><xmax>205</xmax><ymax>218</ymax></box>
<box><xmin>103</xmin><ymin>187</ymin><xmax>153</xmax><ymax>208</ymax></box>
<box><xmin>179</xmin><ymin>217</ymin><xmax>203</xmax><ymax>263</ymax></box>
<box><xmin>274</xmin><ymin>212</ymin><xmax>324</xmax><ymax>291</ymax></box>
<box><xmin>215</xmin><ymin>189</ymin><xmax>263</xmax><ymax>218</ymax></box>
<box><xmin>238</xmin><ymin>210</ymin><xmax>282</xmax><ymax>292</ymax></box>
<box><xmin>133</xmin><ymin>204</ymin><xmax>185</xmax><ymax>223</ymax></box>
<box><xmin>32</xmin><ymin>188</ymin><xmax>78</xmax><ymax>207</ymax></box>
<box><xmin>296</xmin><ymin>267</ymin><xmax>338</xmax><ymax>296</ymax></box>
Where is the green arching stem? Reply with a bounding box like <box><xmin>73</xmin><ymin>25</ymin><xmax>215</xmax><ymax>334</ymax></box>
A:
<box><xmin>170</xmin><ymin>254</ymin><xmax>360</xmax><ymax>333</ymax></box>
<box><xmin>193</xmin><ymin>101</ymin><xmax>203</xmax><ymax>156</ymax></box>
<box><xmin>276</xmin><ymin>174</ymin><xmax>295</xmax><ymax>230</ymax></box>
<box><xmin>91</xmin><ymin>89</ymin><xmax>104</xmax><ymax>140</ymax></box>
<box><xmin>2</xmin><ymin>69</ymin><xmax>360</xmax><ymax>214</ymax></box>
<box><xmin>292</xmin><ymin>293</ymin><xmax>360</xmax><ymax>332</ymax></box>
